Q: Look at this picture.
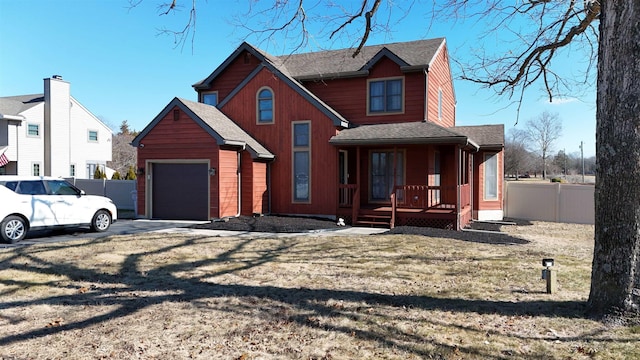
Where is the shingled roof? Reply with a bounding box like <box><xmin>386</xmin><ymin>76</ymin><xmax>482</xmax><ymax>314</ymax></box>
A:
<box><xmin>453</xmin><ymin>125</ymin><xmax>505</xmax><ymax>149</ymax></box>
<box><xmin>329</xmin><ymin>122</ymin><xmax>504</xmax><ymax>151</ymax></box>
<box><xmin>132</xmin><ymin>98</ymin><xmax>274</xmax><ymax>160</ymax></box>
<box><xmin>0</xmin><ymin>94</ymin><xmax>44</xmax><ymax>117</ymax></box>
<box><xmin>329</xmin><ymin>121</ymin><xmax>479</xmax><ymax>150</ymax></box>
<box><xmin>276</xmin><ymin>38</ymin><xmax>445</xmax><ymax>80</ymax></box>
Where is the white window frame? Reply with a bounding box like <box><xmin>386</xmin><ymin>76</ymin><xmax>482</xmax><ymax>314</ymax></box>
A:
<box><xmin>483</xmin><ymin>152</ymin><xmax>499</xmax><ymax>200</ymax></box>
<box><xmin>256</xmin><ymin>86</ymin><xmax>274</xmax><ymax>124</ymax></box>
<box><xmin>32</xmin><ymin>162</ymin><xmax>41</xmax><ymax>176</ymax></box>
<box><xmin>366</xmin><ymin>77</ymin><xmax>405</xmax><ymax>115</ymax></box>
<box><xmin>88</xmin><ymin>130</ymin><xmax>99</xmax><ymax>143</ymax></box>
<box><xmin>292</xmin><ymin>120</ymin><xmax>311</xmax><ymax>203</ymax></box>
<box><xmin>27</xmin><ymin>123</ymin><xmax>40</xmax><ymax>138</ymax></box>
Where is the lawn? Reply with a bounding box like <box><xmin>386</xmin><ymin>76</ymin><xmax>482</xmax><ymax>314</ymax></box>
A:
<box><xmin>0</xmin><ymin>221</ymin><xmax>638</xmax><ymax>359</ymax></box>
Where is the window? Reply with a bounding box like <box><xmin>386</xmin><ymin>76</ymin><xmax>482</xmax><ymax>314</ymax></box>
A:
<box><xmin>87</xmin><ymin>163</ymin><xmax>103</xmax><ymax>179</ymax></box>
<box><xmin>368</xmin><ymin>78</ymin><xmax>403</xmax><ymax>114</ymax></box>
<box><xmin>27</xmin><ymin>123</ymin><xmax>40</xmax><ymax>137</ymax></box>
<box><xmin>484</xmin><ymin>153</ymin><xmax>498</xmax><ymax>200</ymax></box>
<box><xmin>32</xmin><ymin>163</ymin><xmax>41</xmax><ymax>176</ymax></box>
<box><xmin>437</xmin><ymin>88</ymin><xmax>443</xmax><ymax>121</ymax></box>
<box><xmin>292</xmin><ymin>122</ymin><xmax>310</xmax><ymax>202</ymax></box>
<box><xmin>47</xmin><ymin>180</ymin><xmax>79</xmax><ymax>195</ymax></box>
<box><xmin>70</xmin><ymin>164</ymin><xmax>76</xmax><ymax>177</ymax></box>
<box><xmin>257</xmin><ymin>87</ymin><xmax>273</xmax><ymax>123</ymax></box>
<box><xmin>88</xmin><ymin>130</ymin><xmax>98</xmax><ymax>142</ymax></box>
<box><xmin>16</xmin><ymin>181</ymin><xmax>46</xmax><ymax>195</ymax></box>
<box><xmin>202</xmin><ymin>92</ymin><xmax>218</xmax><ymax>106</ymax></box>
<box><xmin>370</xmin><ymin>150</ymin><xmax>404</xmax><ymax>201</ymax></box>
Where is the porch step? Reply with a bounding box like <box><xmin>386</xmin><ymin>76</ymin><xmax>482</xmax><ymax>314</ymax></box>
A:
<box><xmin>355</xmin><ymin>214</ymin><xmax>392</xmax><ymax>228</ymax></box>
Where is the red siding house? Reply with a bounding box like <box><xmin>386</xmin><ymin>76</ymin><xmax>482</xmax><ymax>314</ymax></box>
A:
<box><xmin>132</xmin><ymin>38</ymin><xmax>504</xmax><ymax>229</ymax></box>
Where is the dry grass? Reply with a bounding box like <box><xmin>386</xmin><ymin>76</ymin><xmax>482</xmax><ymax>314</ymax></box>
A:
<box><xmin>0</xmin><ymin>221</ymin><xmax>638</xmax><ymax>359</ymax></box>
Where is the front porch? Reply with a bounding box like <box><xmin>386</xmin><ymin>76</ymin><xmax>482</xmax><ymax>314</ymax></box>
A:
<box><xmin>337</xmin><ymin>183</ymin><xmax>472</xmax><ymax>230</ymax></box>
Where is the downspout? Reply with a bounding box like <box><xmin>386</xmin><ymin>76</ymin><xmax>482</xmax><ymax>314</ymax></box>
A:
<box><xmin>267</xmin><ymin>162</ymin><xmax>272</xmax><ymax>215</ymax></box>
<box><xmin>235</xmin><ymin>145</ymin><xmax>245</xmax><ymax>218</ymax></box>
<box><xmin>470</xmin><ymin>151</ymin><xmax>474</xmax><ymax>222</ymax></box>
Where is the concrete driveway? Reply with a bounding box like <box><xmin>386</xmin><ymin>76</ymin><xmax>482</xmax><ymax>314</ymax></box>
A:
<box><xmin>0</xmin><ymin>219</ymin><xmax>207</xmax><ymax>249</ymax></box>
<box><xmin>0</xmin><ymin>219</ymin><xmax>387</xmax><ymax>250</ymax></box>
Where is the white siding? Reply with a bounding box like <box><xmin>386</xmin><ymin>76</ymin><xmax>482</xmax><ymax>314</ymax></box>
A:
<box><xmin>69</xmin><ymin>98</ymin><xmax>112</xmax><ymax>178</ymax></box>
<box><xmin>16</xmin><ymin>105</ymin><xmax>45</xmax><ymax>175</ymax></box>
<box><xmin>4</xmin><ymin>77</ymin><xmax>112</xmax><ymax>178</ymax></box>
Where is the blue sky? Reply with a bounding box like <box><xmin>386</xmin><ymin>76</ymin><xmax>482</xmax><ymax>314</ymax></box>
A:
<box><xmin>0</xmin><ymin>0</ymin><xmax>596</xmax><ymax>157</ymax></box>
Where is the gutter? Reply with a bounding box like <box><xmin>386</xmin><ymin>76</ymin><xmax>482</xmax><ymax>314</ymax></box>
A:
<box><xmin>0</xmin><ymin>114</ymin><xmax>26</xmax><ymax>121</ymax></box>
<box><xmin>329</xmin><ymin>136</ymin><xmax>477</xmax><ymax>147</ymax></box>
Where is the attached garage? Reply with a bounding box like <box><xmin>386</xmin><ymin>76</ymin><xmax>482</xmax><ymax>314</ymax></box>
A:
<box><xmin>132</xmin><ymin>97</ymin><xmax>274</xmax><ymax>221</ymax></box>
<box><xmin>151</xmin><ymin>162</ymin><xmax>209</xmax><ymax>220</ymax></box>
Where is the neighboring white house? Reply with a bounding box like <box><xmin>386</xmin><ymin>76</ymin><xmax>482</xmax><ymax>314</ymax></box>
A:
<box><xmin>0</xmin><ymin>75</ymin><xmax>112</xmax><ymax>178</ymax></box>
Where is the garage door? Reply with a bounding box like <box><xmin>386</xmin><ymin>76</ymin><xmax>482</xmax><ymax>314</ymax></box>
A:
<box><xmin>152</xmin><ymin>163</ymin><xmax>209</xmax><ymax>220</ymax></box>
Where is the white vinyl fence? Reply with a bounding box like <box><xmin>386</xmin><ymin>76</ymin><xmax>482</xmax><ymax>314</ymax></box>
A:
<box><xmin>504</xmin><ymin>181</ymin><xmax>594</xmax><ymax>224</ymax></box>
<box><xmin>65</xmin><ymin>178</ymin><xmax>137</xmax><ymax>218</ymax></box>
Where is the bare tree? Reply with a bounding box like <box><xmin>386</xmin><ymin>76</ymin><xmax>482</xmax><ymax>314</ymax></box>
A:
<box><xmin>143</xmin><ymin>0</ymin><xmax>640</xmax><ymax>318</ymax></box>
<box><xmin>523</xmin><ymin>111</ymin><xmax>562</xmax><ymax>179</ymax></box>
<box><xmin>108</xmin><ymin>120</ymin><xmax>138</xmax><ymax>179</ymax></box>
<box><xmin>504</xmin><ymin>128</ymin><xmax>534</xmax><ymax>178</ymax></box>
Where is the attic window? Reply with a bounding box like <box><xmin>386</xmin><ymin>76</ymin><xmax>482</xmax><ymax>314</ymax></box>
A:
<box><xmin>244</xmin><ymin>52</ymin><xmax>251</xmax><ymax>64</ymax></box>
<box><xmin>173</xmin><ymin>109</ymin><xmax>180</xmax><ymax>121</ymax></box>
<box><xmin>257</xmin><ymin>87</ymin><xmax>274</xmax><ymax>124</ymax></box>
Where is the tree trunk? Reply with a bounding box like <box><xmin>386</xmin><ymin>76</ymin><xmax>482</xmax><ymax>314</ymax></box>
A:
<box><xmin>588</xmin><ymin>0</ymin><xmax>640</xmax><ymax>315</ymax></box>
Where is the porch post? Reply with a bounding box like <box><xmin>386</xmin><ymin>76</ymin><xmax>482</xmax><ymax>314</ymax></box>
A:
<box><xmin>392</xmin><ymin>146</ymin><xmax>397</xmax><ymax>193</ymax></box>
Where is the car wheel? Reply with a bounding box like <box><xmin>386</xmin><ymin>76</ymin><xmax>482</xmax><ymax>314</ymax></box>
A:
<box><xmin>91</xmin><ymin>210</ymin><xmax>112</xmax><ymax>232</ymax></box>
<box><xmin>1</xmin><ymin>215</ymin><xmax>27</xmax><ymax>244</ymax></box>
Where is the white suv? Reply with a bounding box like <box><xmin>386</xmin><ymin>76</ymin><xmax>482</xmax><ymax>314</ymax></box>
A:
<box><xmin>0</xmin><ymin>176</ymin><xmax>117</xmax><ymax>243</ymax></box>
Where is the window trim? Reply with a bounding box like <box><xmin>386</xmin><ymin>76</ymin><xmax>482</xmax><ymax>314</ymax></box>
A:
<box><xmin>201</xmin><ymin>91</ymin><xmax>219</xmax><ymax>106</ymax></box>
<box><xmin>368</xmin><ymin>149</ymin><xmax>405</xmax><ymax>203</ymax></box>
<box><xmin>32</xmin><ymin>162</ymin><xmax>41</xmax><ymax>176</ymax></box>
<box><xmin>292</xmin><ymin>120</ymin><xmax>311</xmax><ymax>203</ymax></box>
<box><xmin>483</xmin><ymin>152</ymin><xmax>499</xmax><ymax>201</ymax></box>
<box><xmin>256</xmin><ymin>86</ymin><xmax>274</xmax><ymax>124</ymax></box>
<box><xmin>27</xmin><ymin>123</ymin><xmax>40</xmax><ymax>138</ymax></box>
<box><xmin>88</xmin><ymin>130</ymin><xmax>99</xmax><ymax>143</ymax></box>
<box><xmin>366</xmin><ymin>77</ymin><xmax>405</xmax><ymax>115</ymax></box>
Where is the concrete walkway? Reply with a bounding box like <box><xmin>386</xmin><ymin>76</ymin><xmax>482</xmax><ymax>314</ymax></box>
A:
<box><xmin>153</xmin><ymin>225</ymin><xmax>388</xmax><ymax>238</ymax></box>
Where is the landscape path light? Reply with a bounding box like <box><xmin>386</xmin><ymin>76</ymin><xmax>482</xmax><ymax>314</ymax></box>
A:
<box><xmin>541</xmin><ymin>258</ymin><xmax>557</xmax><ymax>294</ymax></box>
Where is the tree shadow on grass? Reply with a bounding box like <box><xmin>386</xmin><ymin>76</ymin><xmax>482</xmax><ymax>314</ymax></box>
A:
<box><xmin>0</xmin><ymin>233</ymin><xmax>629</xmax><ymax>359</ymax></box>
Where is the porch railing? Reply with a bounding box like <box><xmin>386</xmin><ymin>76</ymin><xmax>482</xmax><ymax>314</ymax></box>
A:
<box><xmin>338</xmin><ymin>184</ymin><xmax>357</xmax><ymax>207</ymax></box>
<box><xmin>393</xmin><ymin>185</ymin><xmax>457</xmax><ymax>209</ymax></box>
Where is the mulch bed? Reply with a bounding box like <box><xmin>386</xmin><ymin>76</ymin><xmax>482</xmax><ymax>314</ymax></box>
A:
<box><xmin>190</xmin><ymin>215</ymin><xmax>340</xmax><ymax>233</ymax></box>
<box><xmin>189</xmin><ymin>215</ymin><xmax>530</xmax><ymax>243</ymax></box>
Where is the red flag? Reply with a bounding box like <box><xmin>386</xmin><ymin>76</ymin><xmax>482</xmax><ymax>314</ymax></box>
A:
<box><xmin>0</xmin><ymin>153</ymin><xmax>9</xmax><ymax>167</ymax></box>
